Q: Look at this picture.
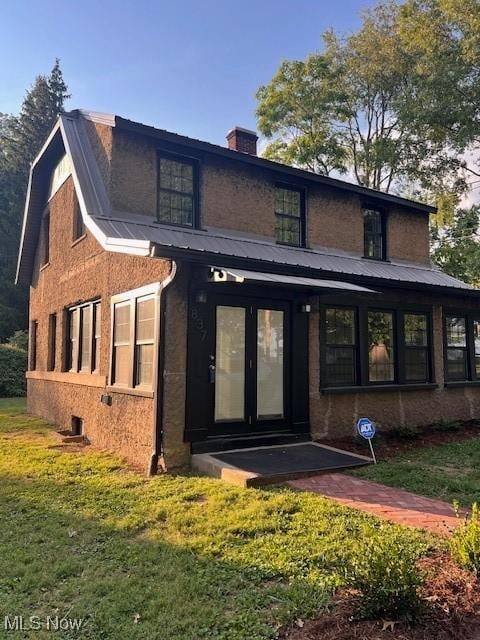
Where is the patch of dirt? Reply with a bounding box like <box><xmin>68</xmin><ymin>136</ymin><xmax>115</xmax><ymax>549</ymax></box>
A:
<box><xmin>279</xmin><ymin>554</ymin><xmax>480</xmax><ymax>640</ymax></box>
<box><xmin>326</xmin><ymin>420</ymin><xmax>480</xmax><ymax>461</ymax></box>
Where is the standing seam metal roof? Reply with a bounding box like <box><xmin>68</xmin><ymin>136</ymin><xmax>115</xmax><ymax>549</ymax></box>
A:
<box><xmin>16</xmin><ymin>111</ymin><xmax>474</xmax><ymax>295</ymax></box>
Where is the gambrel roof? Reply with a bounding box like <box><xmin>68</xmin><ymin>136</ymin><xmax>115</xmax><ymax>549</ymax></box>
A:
<box><xmin>16</xmin><ymin>110</ymin><xmax>477</xmax><ymax>296</ymax></box>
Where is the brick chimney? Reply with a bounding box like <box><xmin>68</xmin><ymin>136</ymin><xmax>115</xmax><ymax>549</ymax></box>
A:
<box><xmin>226</xmin><ymin>127</ymin><xmax>258</xmax><ymax>155</ymax></box>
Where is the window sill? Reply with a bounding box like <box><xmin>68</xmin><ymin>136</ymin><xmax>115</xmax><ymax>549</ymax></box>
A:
<box><xmin>106</xmin><ymin>385</ymin><xmax>154</xmax><ymax>398</ymax></box>
<box><xmin>26</xmin><ymin>370</ymin><xmax>106</xmax><ymax>387</ymax></box>
<box><xmin>321</xmin><ymin>383</ymin><xmax>438</xmax><ymax>394</ymax></box>
<box><xmin>445</xmin><ymin>380</ymin><xmax>480</xmax><ymax>389</ymax></box>
<box><xmin>71</xmin><ymin>234</ymin><xmax>87</xmax><ymax>247</ymax></box>
<box><xmin>361</xmin><ymin>256</ymin><xmax>390</xmax><ymax>263</ymax></box>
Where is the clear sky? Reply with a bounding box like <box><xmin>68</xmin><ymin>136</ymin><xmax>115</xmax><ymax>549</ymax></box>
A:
<box><xmin>1</xmin><ymin>0</ymin><xmax>376</xmax><ymax>146</ymax></box>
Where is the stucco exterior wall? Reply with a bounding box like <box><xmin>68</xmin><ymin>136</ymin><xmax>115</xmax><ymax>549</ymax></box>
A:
<box><xmin>308</xmin><ymin>291</ymin><xmax>480</xmax><ymax>440</ymax></box>
<box><xmin>108</xmin><ymin>129</ymin><xmax>431</xmax><ymax>264</ymax></box>
<box><xmin>28</xmin><ymin>175</ymin><xmax>174</xmax><ymax>472</ymax></box>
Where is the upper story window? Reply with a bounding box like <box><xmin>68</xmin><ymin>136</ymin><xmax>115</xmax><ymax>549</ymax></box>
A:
<box><xmin>275</xmin><ymin>186</ymin><xmax>305</xmax><ymax>247</ymax></box>
<box><xmin>48</xmin><ymin>154</ymin><xmax>71</xmax><ymax>200</ymax></box>
<box><xmin>363</xmin><ymin>208</ymin><xmax>386</xmax><ymax>260</ymax></box>
<box><xmin>444</xmin><ymin>313</ymin><xmax>480</xmax><ymax>383</ymax></box>
<box><xmin>66</xmin><ymin>300</ymin><xmax>101</xmax><ymax>374</ymax></box>
<box><xmin>73</xmin><ymin>196</ymin><xmax>86</xmax><ymax>242</ymax></box>
<box><xmin>157</xmin><ymin>155</ymin><xmax>196</xmax><ymax>227</ymax></box>
<box><xmin>40</xmin><ymin>210</ymin><xmax>50</xmax><ymax>267</ymax></box>
<box><xmin>110</xmin><ymin>284</ymin><xmax>159</xmax><ymax>391</ymax></box>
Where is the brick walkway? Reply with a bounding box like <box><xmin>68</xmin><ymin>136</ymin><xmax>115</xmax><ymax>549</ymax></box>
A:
<box><xmin>288</xmin><ymin>473</ymin><xmax>460</xmax><ymax>535</ymax></box>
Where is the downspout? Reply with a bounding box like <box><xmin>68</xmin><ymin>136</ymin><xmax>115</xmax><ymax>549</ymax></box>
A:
<box><xmin>149</xmin><ymin>253</ymin><xmax>178</xmax><ymax>475</ymax></box>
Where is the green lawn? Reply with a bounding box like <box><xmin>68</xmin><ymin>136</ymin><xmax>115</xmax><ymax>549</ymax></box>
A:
<box><xmin>0</xmin><ymin>398</ymin><xmax>434</xmax><ymax>640</ymax></box>
<box><xmin>353</xmin><ymin>437</ymin><xmax>480</xmax><ymax>507</ymax></box>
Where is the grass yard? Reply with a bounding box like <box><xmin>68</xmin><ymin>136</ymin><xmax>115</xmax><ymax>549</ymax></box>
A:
<box><xmin>353</xmin><ymin>437</ymin><xmax>480</xmax><ymax>507</ymax></box>
<box><xmin>0</xmin><ymin>398</ymin><xmax>436</xmax><ymax>640</ymax></box>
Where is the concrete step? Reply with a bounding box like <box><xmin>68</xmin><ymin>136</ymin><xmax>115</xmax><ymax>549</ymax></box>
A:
<box><xmin>192</xmin><ymin>442</ymin><xmax>371</xmax><ymax>488</ymax></box>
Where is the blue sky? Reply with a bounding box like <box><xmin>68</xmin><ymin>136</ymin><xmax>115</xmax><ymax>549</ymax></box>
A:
<box><xmin>1</xmin><ymin>0</ymin><xmax>375</xmax><ymax>146</ymax></box>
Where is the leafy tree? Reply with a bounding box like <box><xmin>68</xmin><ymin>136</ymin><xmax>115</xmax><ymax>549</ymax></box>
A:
<box><xmin>431</xmin><ymin>206</ymin><xmax>480</xmax><ymax>286</ymax></box>
<box><xmin>256</xmin><ymin>0</ymin><xmax>480</xmax><ymax>200</ymax></box>
<box><xmin>397</xmin><ymin>0</ymin><xmax>480</xmax><ymax>182</ymax></box>
<box><xmin>0</xmin><ymin>59</ymin><xmax>69</xmax><ymax>340</ymax></box>
<box><xmin>256</xmin><ymin>2</ymin><xmax>429</xmax><ymax>192</ymax></box>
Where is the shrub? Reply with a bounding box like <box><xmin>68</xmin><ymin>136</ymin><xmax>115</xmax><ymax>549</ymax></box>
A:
<box><xmin>432</xmin><ymin>418</ymin><xmax>461</xmax><ymax>432</ymax></box>
<box><xmin>6</xmin><ymin>330</ymin><xmax>28</xmax><ymax>352</ymax></box>
<box><xmin>350</xmin><ymin>534</ymin><xmax>424</xmax><ymax>621</ymax></box>
<box><xmin>391</xmin><ymin>424</ymin><xmax>421</xmax><ymax>439</ymax></box>
<box><xmin>0</xmin><ymin>344</ymin><xmax>27</xmax><ymax>397</ymax></box>
<box><xmin>450</xmin><ymin>503</ymin><xmax>480</xmax><ymax>574</ymax></box>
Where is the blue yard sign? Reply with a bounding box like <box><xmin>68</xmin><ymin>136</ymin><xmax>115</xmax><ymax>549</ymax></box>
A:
<box><xmin>356</xmin><ymin>417</ymin><xmax>377</xmax><ymax>463</ymax></box>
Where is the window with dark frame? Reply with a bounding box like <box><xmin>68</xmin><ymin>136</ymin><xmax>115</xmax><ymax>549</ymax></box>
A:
<box><xmin>441</xmin><ymin>314</ymin><xmax>480</xmax><ymax>383</ymax></box>
<box><xmin>324</xmin><ymin>308</ymin><xmax>357</xmax><ymax>386</ymax></box>
<box><xmin>445</xmin><ymin>315</ymin><xmax>468</xmax><ymax>381</ymax></box>
<box><xmin>474</xmin><ymin>319</ymin><xmax>480</xmax><ymax>378</ymax></box>
<box><xmin>368</xmin><ymin>310</ymin><xmax>395</xmax><ymax>382</ymax></box>
<box><xmin>321</xmin><ymin>306</ymin><xmax>432</xmax><ymax>388</ymax></box>
<box><xmin>363</xmin><ymin>208</ymin><xmax>385</xmax><ymax>260</ymax></box>
<box><xmin>157</xmin><ymin>155</ymin><xmax>195</xmax><ymax>226</ymax></box>
<box><xmin>404</xmin><ymin>313</ymin><xmax>429</xmax><ymax>383</ymax></box>
<box><xmin>110</xmin><ymin>285</ymin><xmax>159</xmax><ymax>391</ymax></box>
<box><xmin>41</xmin><ymin>211</ymin><xmax>50</xmax><ymax>266</ymax></box>
<box><xmin>275</xmin><ymin>186</ymin><xmax>304</xmax><ymax>246</ymax></box>
<box><xmin>73</xmin><ymin>197</ymin><xmax>85</xmax><ymax>241</ymax></box>
<box><xmin>66</xmin><ymin>300</ymin><xmax>101</xmax><ymax>374</ymax></box>
<box><xmin>29</xmin><ymin>320</ymin><xmax>38</xmax><ymax>371</ymax></box>
<box><xmin>47</xmin><ymin>313</ymin><xmax>57</xmax><ymax>372</ymax></box>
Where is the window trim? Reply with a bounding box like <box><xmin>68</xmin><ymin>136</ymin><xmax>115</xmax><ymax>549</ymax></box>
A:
<box><xmin>109</xmin><ymin>283</ymin><xmax>161</xmax><ymax>391</ymax></box>
<box><xmin>29</xmin><ymin>320</ymin><xmax>38</xmax><ymax>371</ymax></box>
<box><xmin>320</xmin><ymin>302</ymin><xmax>434</xmax><ymax>390</ymax></box>
<box><xmin>156</xmin><ymin>151</ymin><xmax>199</xmax><ymax>229</ymax></box>
<box><xmin>40</xmin><ymin>207</ymin><xmax>50</xmax><ymax>268</ymax></box>
<box><xmin>362</xmin><ymin>204</ymin><xmax>387</xmax><ymax>261</ymax></box>
<box><xmin>322</xmin><ymin>305</ymin><xmax>359</xmax><ymax>387</ymax></box>
<box><xmin>47</xmin><ymin>313</ymin><xmax>57</xmax><ymax>372</ymax></box>
<box><xmin>72</xmin><ymin>196</ymin><xmax>86</xmax><ymax>244</ymax></box>
<box><xmin>65</xmin><ymin>299</ymin><xmax>101</xmax><ymax>374</ymax></box>
<box><xmin>443</xmin><ymin>311</ymin><xmax>480</xmax><ymax>383</ymax></box>
<box><xmin>274</xmin><ymin>183</ymin><xmax>306</xmax><ymax>248</ymax></box>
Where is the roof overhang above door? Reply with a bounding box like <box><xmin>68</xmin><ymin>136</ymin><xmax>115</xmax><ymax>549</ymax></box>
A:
<box><xmin>209</xmin><ymin>267</ymin><xmax>378</xmax><ymax>294</ymax></box>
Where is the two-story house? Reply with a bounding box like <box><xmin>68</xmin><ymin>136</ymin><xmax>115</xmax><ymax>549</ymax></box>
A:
<box><xmin>16</xmin><ymin>109</ymin><xmax>480</xmax><ymax>474</ymax></box>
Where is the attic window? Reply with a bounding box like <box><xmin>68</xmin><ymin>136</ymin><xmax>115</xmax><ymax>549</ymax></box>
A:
<box><xmin>48</xmin><ymin>154</ymin><xmax>72</xmax><ymax>200</ymax></box>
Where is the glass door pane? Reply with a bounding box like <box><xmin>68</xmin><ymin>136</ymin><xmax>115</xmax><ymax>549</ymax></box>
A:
<box><xmin>257</xmin><ymin>309</ymin><xmax>284</xmax><ymax>419</ymax></box>
<box><xmin>215</xmin><ymin>306</ymin><xmax>246</xmax><ymax>422</ymax></box>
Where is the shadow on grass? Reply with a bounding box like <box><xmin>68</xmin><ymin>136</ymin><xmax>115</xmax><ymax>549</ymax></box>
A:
<box><xmin>0</xmin><ymin>473</ymin><xmax>334</xmax><ymax>640</ymax></box>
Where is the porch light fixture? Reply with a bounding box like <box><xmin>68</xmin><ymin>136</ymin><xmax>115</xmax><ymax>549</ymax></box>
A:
<box><xmin>300</xmin><ymin>304</ymin><xmax>311</xmax><ymax>313</ymax></box>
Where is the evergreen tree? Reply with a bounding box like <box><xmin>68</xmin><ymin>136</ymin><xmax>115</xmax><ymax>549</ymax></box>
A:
<box><xmin>0</xmin><ymin>59</ymin><xmax>69</xmax><ymax>340</ymax></box>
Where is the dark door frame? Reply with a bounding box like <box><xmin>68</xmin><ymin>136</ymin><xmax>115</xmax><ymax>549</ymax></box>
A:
<box><xmin>206</xmin><ymin>294</ymin><xmax>291</xmax><ymax>437</ymax></box>
<box><xmin>184</xmin><ymin>282</ymin><xmax>310</xmax><ymax>444</ymax></box>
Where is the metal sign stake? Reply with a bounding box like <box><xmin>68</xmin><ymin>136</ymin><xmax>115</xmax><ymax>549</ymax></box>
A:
<box><xmin>368</xmin><ymin>439</ymin><xmax>377</xmax><ymax>464</ymax></box>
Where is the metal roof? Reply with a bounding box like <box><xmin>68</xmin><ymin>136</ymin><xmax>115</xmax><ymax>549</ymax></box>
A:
<box><xmin>209</xmin><ymin>267</ymin><xmax>378</xmax><ymax>293</ymax></box>
<box><xmin>110</xmin><ymin>112</ymin><xmax>436</xmax><ymax>215</ymax></box>
<box><xmin>16</xmin><ymin>110</ymin><xmax>475</xmax><ymax>298</ymax></box>
<box><xmin>91</xmin><ymin>214</ymin><xmax>472</xmax><ymax>292</ymax></box>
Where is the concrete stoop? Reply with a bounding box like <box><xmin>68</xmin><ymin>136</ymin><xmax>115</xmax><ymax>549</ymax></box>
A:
<box><xmin>191</xmin><ymin>442</ymin><xmax>372</xmax><ymax>487</ymax></box>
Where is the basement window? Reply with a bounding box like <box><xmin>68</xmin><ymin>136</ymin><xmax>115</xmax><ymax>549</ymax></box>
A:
<box><xmin>71</xmin><ymin>416</ymin><xmax>83</xmax><ymax>436</ymax></box>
